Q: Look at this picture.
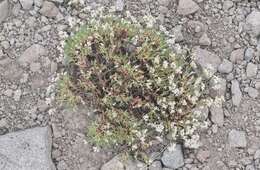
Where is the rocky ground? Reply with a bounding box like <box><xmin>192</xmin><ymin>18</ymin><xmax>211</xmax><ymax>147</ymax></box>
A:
<box><xmin>1</xmin><ymin>0</ymin><xmax>260</xmax><ymax>170</ymax></box>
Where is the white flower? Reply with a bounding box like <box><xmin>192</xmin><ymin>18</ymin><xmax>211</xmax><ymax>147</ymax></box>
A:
<box><xmin>167</xmin><ymin>143</ymin><xmax>177</xmax><ymax>152</ymax></box>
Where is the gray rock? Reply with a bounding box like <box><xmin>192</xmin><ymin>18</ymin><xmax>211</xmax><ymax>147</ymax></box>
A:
<box><xmin>223</xmin><ymin>0</ymin><xmax>233</xmax><ymax>11</ymax></box>
<box><xmin>246</xmin><ymin>63</ymin><xmax>258</xmax><ymax>78</ymax></box>
<box><xmin>210</xmin><ymin>103</ymin><xmax>224</xmax><ymax>126</ymax></box>
<box><xmin>18</xmin><ymin>44</ymin><xmax>46</xmax><ymax>66</ymax></box>
<box><xmin>209</xmin><ymin>76</ymin><xmax>226</xmax><ymax>98</ymax></box>
<box><xmin>199</xmin><ymin>33</ymin><xmax>211</xmax><ymax>46</ymax></box>
<box><xmin>193</xmin><ymin>47</ymin><xmax>221</xmax><ymax>79</ymax></box>
<box><xmin>0</xmin><ymin>0</ymin><xmax>9</xmax><ymax>23</ymax></box>
<box><xmin>228</xmin><ymin>130</ymin><xmax>247</xmax><ymax>148</ymax></box>
<box><xmin>34</xmin><ymin>0</ymin><xmax>43</xmax><ymax>7</ymax></box>
<box><xmin>254</xmin><ymin>150</ymin><xmax>260</xmax><ymax>159</ymax></box>
<box><xmin>245</xmin><ymin>165</ymin><xmax>255</xmax><ymax>170</ymax></box>
<box><xmin>173</xmin><ymin>25</ymin><xmax>184</xmax><ymax>42</ymax></box>
<box><xmin>244</xmin><ymin>48</ymin><xmax>255</xmax><ymax>61</ymax></box>
<box><xmin>161</xmin><ymin>144</ymin><xmax>184</xmax><ymax>169</ymax></box>
<box><xmin>218</xmin><ymin>59</ymin><xmax>233</xmax><ymax>74</ymax></box>
<box><xmin>246</xmin><ymin>11</ymin><xmax>260</xmax><ymax>37</ymax></box>
<box><xmin>192</xmin><ymin>105</ymin><xmax>209</xmax><ymax>121</ymax></box>
<box><xmin>19</xmin><ymin>0</ymin><xmax>34</xmax><ymax>10</ymax></box>
<box><xmin>0</xmin><ymin>127</ymin><xmax>55</xmax><ymax>170</ymax></box>
<box><xmin>101</xmin><ymin>155</ymin><xmax>124</xmax><ymax>170</ymax></box>
<box><xmin>230</xmin><ymin>48</ymin><xmax>245</xmax><ymax>64</ymax></box>
<box><xmin>231</xmin><ymin>80</ymin><xmax>242</xmax><ymax>107</ymax></box>
<box><xmin>39</xmin><ymin>1</ymin><xmax>59</xmax><ymax>18</ymax></box>
<box><xmin>177</xmin><ymin>0</ymin><xmax>199</xmax><ymax>16</ymax></box>
<box><xmin>149</xmin><ymin>161</ymin><xmax>162</xmax><ymax>170</ymax></box>
<box><xmin>125</xmin><ymin>159</ymin><xmax>146</xmax><ymax>170</ymax></box>
<box><xmin>158</xmin><ymin>0</ymin><xmax>170</xmax><ymax>6</ymax></box>
<box><xmin>245</xmin><ymin>87</ymin><xmax>259</xmax><ymax>98</ymax></box>
<box><xmin>196</xmin><ymin>149</ymin><xmax>210</xmax><ymax>163</ymax></box>
<box><xmin>115</xmin><ymin>0</ymin><xmax>124</xmax><ymax>12</ymax></box>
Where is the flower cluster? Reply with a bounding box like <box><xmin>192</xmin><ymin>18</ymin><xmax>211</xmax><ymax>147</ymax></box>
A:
<box><xmin>58</xmin><ymin>15</ymin><xmax>208</xmax><ymax>158</ymax></box>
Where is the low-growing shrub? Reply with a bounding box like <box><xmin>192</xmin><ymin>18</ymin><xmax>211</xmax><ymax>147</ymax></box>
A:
<box><xmin>59</xmin><ymin>16</ymin><xmax>207</xmax><ymax>158</ymax></box>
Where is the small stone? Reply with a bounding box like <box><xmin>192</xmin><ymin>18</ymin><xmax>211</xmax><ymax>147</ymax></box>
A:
<box><xmin>230</xmin><ymin>48</ymin><xmax>245</xmax><ymax>64</ymax></box>
<box><xmin>115</xmin><ymin>0</ymin><xmax>124</xmax><ymax>12</ymax></box>
<box><xmin>210</xmin><ymin>102</ymin><xmax>224</xmax><ymax>126</ymax></box>
<box><xmin>245</xmin><ymin>87</ymin><xmax>259</xmax><ymax>98</ymax></box>
<box><xmin>246</xmin><ymin>11</ymin><xmax>260</xmax><ymax>37</ymax></box>
<box><xmin>228</xmin><ymin>130</ymin><xmax>247</xmax><ymax>148</ymax></box>
<box><xmin>150</xmin><ymin>161</ymin><xmax>162</xmax><ymax>170</ymax></box>
<box><xmin>177</xmin><ymin>0</ymin><xmax>200</xmax><ymax>16</ymax></box>
<box><xmin>199</xmin><ymin>33</ymin><xmax>211</xmax><ymax>46</ymax></box>
<box><xmin>161</xmin><ymin>144</ymin><xmax>184</xmax><ymax>169</ymax></box>
<box><xmin>0</xmin><ymin>127</ymin><xmax>55</xmax><ymax>169</ymax></box>
<box><xmin>172</xmin><ymin>25</ymin><xmax>184</xmax><ymax>42</ymax></box>
<box><xmin>101</xmin><ymin>155</ymin><xmax>124</xmax><ymax>170</ymax></box>
<box><xmin>246</xmin><ymin>63</ymin><xmax>258</xmax><ymax>78</ymax></box>
<box><xmin>158</xmin><ymin>0</ymin><xmax>170</xmax><ymax>6</ymax></box>
<box><xmin>223</xmin><ymin>1</ymin><xmax>233</xmax><ymax>11</ymax></box>
<box><xmin>209</xmin><ymin>76</ymin><xmax>226</xmax><ymax>98</ymax></box>
<box><xmin>125</xmin><ymin>159</ymin><xmax>146</xmax><ymax>170</ymax></box>
<box><xmin>193</xmin><ymin>47</ymin><xmax>221</xmax><ymax>79</ymax></box>
<box><xmin>196</xmin><ymin>149</ymin><xmax>210</xmax><ymax>163</ymax></box>
<box><xmin>34</xmin><ymin>0</ymin><xmax>43</xmax><ymax>7</ymax></box>
<box><xmin>245</xmin><ymin>164</ymin><xmax>255</xmax><ymax>170</ymax></box>
<box><xmin>192</xmin><ymin>105</ymin><xmax>209</xmax><ymax>121</ymax></box>
<box><xmin>231</xmin><ymin>80</ymin><xmax>242</xmax><ymax>107</ymax></box>
<box><xmin>218</xmin><ymin>59</ymin><xmax>233</xmax><ymax>74</ymax></box>
<box><xmin>244</xmin><ymin>48</ymin><xmax>255</xmax><ymax>61</ymax></box>
<box><xmin>18</xmin><ymin>44</ymin><xmax>46</xmax><ymax>66</ymax></box>
<box><xmin>254</xmin><ymin>150</ymin><xmax>260</xmax><ymax>159</ymax></box>
<box><xmin>19</xmin><ymin>0</ymin><xmax>34</xmax><ymax>10</ymax></box>
<box><xmin>39</xmin><ymin>1</ymin><xmax>59</xmax><ymax>18</ymax></box>
<box><xmin>0</xmin><ymin>0</ymin><xmax>9</xmax><ymax>23</ymax></box>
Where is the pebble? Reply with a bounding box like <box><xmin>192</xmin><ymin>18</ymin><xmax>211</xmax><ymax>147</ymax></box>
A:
<box><xmin>231</xmin><ymin>80</ymin><xmax>242</xmax><ymax>107</ymax></box>
<box><xmin>149</xmin><ymin>161</ymin><xmax>163</xmax><ymax>170</ymax></box>
<box><xmin>199</xmin><ymin>33</ymin><xmax>211</xmax><ymax>46</ymax></box>
<box><xmin>244</xmin><ymin>48</ymin><xmax>255</xmax><ymax>61</ymax></box>
<box><xmin>223</xmin><ymin>0</ymin><xmax>233</xmax><ymax>11</ymax></box>
<box><xmin>193</xmin><ymin>47</ymin><xmax>221</xmax><ymax>79</ymax></box>
<box><xmin>230</xmin><ymin>48</ymin><xmax>245</xmax><ymax>64</ymax></box>
<box><xmin>115</xmin><ymin>0</ymin><xmax>124</xmax><ymax>12</ymax></box>
<box><xmin>196</xmin><ymin>149</ymin><xmax>210</xmax><ymax>163</ymax></box>
<box><xmin>228</xmin><ymin>130</ymin><xmax>247</xmax><ymax>148</ymax></box>
<box><xmin>18</xmin><ymin>44</ymin><xmax>46</xmax><ymax>66</ymax></box>
<box><xmin>0</xmin><ymin>0</ymin><xmax>9</xmax><ymax>23</ymax></box>
<box><xmin>161</xmin><ymin>144</ymin><xmax>184</xmax><ymax>169</ymax></box>
<box><xmin>39</xmin><ymin>1</ymin><xmax>60</xmax><ymax>18</ymax></box>
<box><xmin>177</xmin><ymin>0</ymin><xmax>200</xmax><ymax>16</ymax></box>
<box><xmin>209</xmin><ymin>76</ymin><xmax>226</xmax><ymax>98</ymax></box>
<box><xmin>173</xmin><ymin>25</ymin><xmax>184</xmax><ymax>42</ymax></box>
<box><xmin>254</xmin><ymin>150</ymin><xmax>260</xmax><ymax>160</ymax></box>
<box><xmin>19</xmin><ymin>0</ymin><xmax>34</xmax><ymax>10</ymax></box>
<box><xmin>101</xmin><ymin>155</ymin><xmax>124</xmax><ymax>170</ymax></box>
<box><xmin>246</xmin><ymin>63</ymin><xmax>258</xmax><ymax>78</ymax></box>
<box><xmin>246</xmin><ymin>11</ymin><xmax>260</xmax><ymax>37</ymax></box>
<box><xmin>218</xmin><ymin>59</ymin><xmax>233</xmax><ymax>74</ymax></box>
<box><xmin>245</xmin><ymin>87</ymin><xmax>259</xmax><ymax>98</ymax></box>
<box><xmin>210</xmin><ymin>102</ymin><xmax>224</xmax><ymax>126</ymax></box>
